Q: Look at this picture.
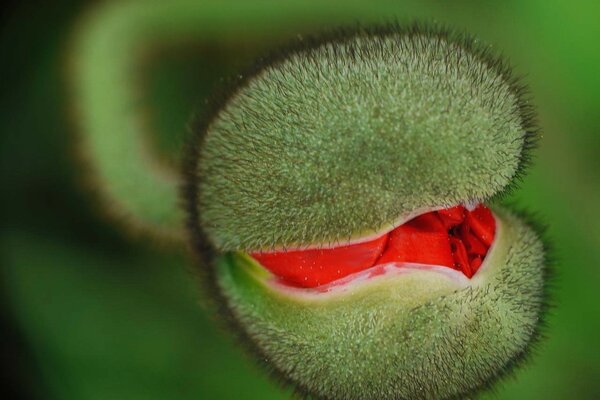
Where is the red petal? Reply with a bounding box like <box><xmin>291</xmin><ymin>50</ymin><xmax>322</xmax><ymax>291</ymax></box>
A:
<box><xmin>437</xmin><ymin>205</ymin><xmax>466</xmax><ymax>229</ymax></box>
<box><xmin>466</xmin><ymin>205</ymin><xmax>495</xmax><ymax>246</ymax></box>
<box><xmin>251</xmin><ymin>233</ymin><xmax>388</xmax><ymax>288</ymax></box>
<box><xmin>250</xmin><ymin>204</ymin><xmax>496</xmax><ymax>287</ymax></box>
<box><xmin>450</xmin><ymin>237</ymin><xmax>472</xmax><ymax>277</ymax></box>
<box><xmin>408</xmin><ymin>212</ymin><xmax>446</xmax><ymax>232</ymax></box>
<box><xmin>378</xmin><ymin>225</ymin><xmax>454</xmax><ymax>268</ymax></box>
<box><xmin>470</xmin><ymin>256</ymin><xmax>482</xmax><ymax>271</ymax></box>
<box><xmin>460</xmin><ymin>229</ymin><xmax>488</xmax><ymax>256</ymax></box>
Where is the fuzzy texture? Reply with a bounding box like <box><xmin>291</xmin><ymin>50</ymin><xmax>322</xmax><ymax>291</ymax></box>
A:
<box><xmin>196</xmin><ymin>26</ymin><xmax>536</xmax><ymax>251</ymax></box>
<box><xmin>214</xmin><ymin>208</ymin><xmax>548</xmax><ymax>400</ymax></box>
<box><xmin>183</xmin><ymin>24</ymin><xmax>549</xmax><ymax>400</ymax></box>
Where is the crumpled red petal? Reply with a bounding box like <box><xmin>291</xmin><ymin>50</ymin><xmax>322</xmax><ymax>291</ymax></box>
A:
<box><xmin>251</xmin><ymin>204</ymin><xmax>495</xmax><ymax>288</ymax></box>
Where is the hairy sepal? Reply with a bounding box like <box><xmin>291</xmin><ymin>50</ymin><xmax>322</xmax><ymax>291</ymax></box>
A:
<box><xmin>197</xmin><ymin>27</ymin><xmax>532</xmax><ymax>251</ymax></box>
<box><xmin>214</xmin><ymin>208</ymin><xmax>546</xmax><ymax>400</ymax></box>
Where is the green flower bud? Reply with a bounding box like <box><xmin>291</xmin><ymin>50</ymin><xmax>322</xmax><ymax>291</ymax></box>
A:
<box><xmin>185</xmin><ymin>24</ymin><xmax>549</xmax><ymax>399</ymax></box>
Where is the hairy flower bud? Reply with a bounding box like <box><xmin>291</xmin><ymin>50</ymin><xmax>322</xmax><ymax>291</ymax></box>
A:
<box><xmin>184</xmin><ymin>24</ymin><xmax>550</xmax><ymax>399</ymax></box>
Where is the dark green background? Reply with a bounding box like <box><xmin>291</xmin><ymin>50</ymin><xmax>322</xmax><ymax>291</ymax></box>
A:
<box><xmin>1</xmin><ymin>0</ymin><xmax>598</xmax><ymax>399</ymax></box>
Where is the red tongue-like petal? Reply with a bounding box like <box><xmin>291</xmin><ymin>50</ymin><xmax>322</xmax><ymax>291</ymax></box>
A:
<box><xmin>250</xmin><ymin>204</ymin><xmax>495</xmax><ymax>288</ymax></box>
<box><xmin>251</xmin><ymin>234</ymin><xmax>388</xmax><ymax>288</ymax></box>
<box><xmin>377</xmin><ymin>225</ymin><xmax>454</xmax><ymax>267</ymax></box>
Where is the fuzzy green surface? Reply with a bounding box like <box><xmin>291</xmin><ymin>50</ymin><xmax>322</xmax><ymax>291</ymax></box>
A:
<box><xmin>198</xmin><ymin>32</ymin><xmax>527</xmax><ymax>251</ymax></box>
<box><xmin>215</xmin><ymin>208</ymin><xmax>546</xmax><ymax>400</ymax></box>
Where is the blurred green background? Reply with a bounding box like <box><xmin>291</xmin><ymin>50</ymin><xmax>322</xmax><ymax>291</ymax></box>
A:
<box><xmin>1</xmin><ymin>0</ymin><xmax>599</xmax><ymax>399</ymax></box>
